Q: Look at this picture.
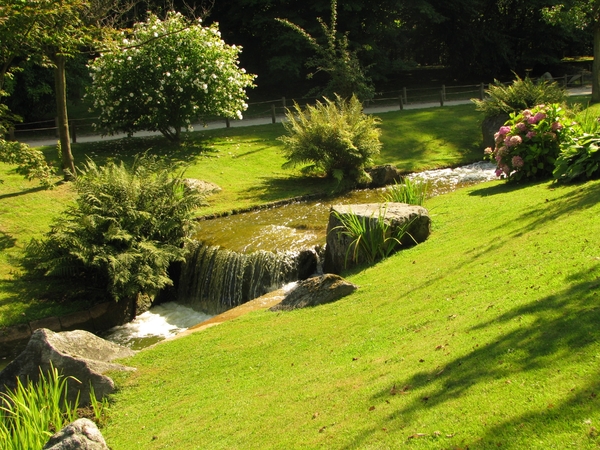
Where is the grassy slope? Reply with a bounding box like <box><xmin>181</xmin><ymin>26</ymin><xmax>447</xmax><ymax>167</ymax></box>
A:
<box><xmin>0</xmin><ymin>104</ymin><xmax>482</xmax><ymax>327</ymax></box>
<box><xmin>102</xmin><ymin>178</ymin><xmax>600</xmax><ymax>449</ymax></box>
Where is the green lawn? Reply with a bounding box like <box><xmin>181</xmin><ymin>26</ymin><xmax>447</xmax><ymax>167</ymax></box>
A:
<box><xmin>102</xmin><ymin>178</ymin><xmax>600</xmax><ymax>449</ymax></box>
<box><xmin>3</xmin><ymin>97</ymin><xmax>600</xmax><ymax>448</ymax></box>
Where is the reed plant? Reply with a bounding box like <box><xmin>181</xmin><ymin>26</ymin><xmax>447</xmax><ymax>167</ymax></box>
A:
<box><xmin>0</xmin><ymin>364</ymin><xmax>80</xmax><ymax>450</ymax></box>
<box><xmin>332</xmin><ymin>206</ymin><xmax>414</xmax><ymax>267</ymax></box>
<box><xmin>380</xmin><ymin>177</ymin><xmax>430</xmax><ymax>205</ymax></box>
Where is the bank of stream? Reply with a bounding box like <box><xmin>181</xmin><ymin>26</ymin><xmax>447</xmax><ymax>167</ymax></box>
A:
<box><xmin>0</xmin><ymin>162</ymin><xmax>498</xmax><ymax>366</ymax></box>
<box><xmin>99</xmin><ymin>161</ymin><xmax>497</xmax><ymax>349</ymax></box>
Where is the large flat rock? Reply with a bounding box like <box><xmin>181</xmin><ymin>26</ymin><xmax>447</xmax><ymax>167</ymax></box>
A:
<box><xmin>323</xmin><ymin>203</ymin><xmax>431</xmax><ymax>274</ymax></box>
<box><xmin>0</xmin><ymin>328</ymin><xmax>136</xmax><ymax>405</ymax></box>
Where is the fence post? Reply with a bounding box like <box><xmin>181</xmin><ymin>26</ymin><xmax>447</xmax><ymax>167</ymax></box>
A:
<box><xmin>479</xmin><ymin>82</ymin><xmax>485</xmax><ymax>100</ymax></box>
<box><xmin>271</xmin><ymin>104</ymin><xmax>276</xmax><ymax>124</ymax></box>
<box><xmin>440</xmin><ymin>90</ymin><xmax>444</xmax><ymax>107</ymax></box>
<box><xmin>403</xmin><ymin>87</ymin><xmax>407</xmax><ymax>105</ymax></box>
<box><xmin>442</xmin><ymin>84</ymin><xmax>446</xmax><ymax>101</ymax></box>
<box><xmin>70</xmin><ymin>121</ymin><xmax>77</xmax><ymax>144</ymax></box>
<box><xmin>564</xmin><ymin>74</ymin><xmax>568</xmax><ymax>87</ymax></box>
<box><xmin>225</xmin><ymin>117</ymin><xmax>230</xmax><ymax>128</ymax></box>
<box><xmin>282</xmin><ymin>97</ymin><xmax>286</xmax><ymax>109</ymax></box>
<box><xmin>398</xmin><ymin>95</ymin><xmax>403</xmax><ymax>110</ymax></box>
<box><xmin>8</xmin><ymin>127</ymin><xmax>15</xmax><ymax>141</ymax></box>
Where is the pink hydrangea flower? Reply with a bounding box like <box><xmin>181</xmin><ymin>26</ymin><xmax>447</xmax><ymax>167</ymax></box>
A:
<box><xmin>495</xmin><ymin>168</ymin><xmax>504</xmax><ymax>177</ymax></box>
<box><xmin>484</xmin><ymin>147</ymin><xmax>493</xmax><ymax>155</ymax></box>
<box><xmin>511</xmin><ymin>155</ymin><xmax>524</xmax><ymax>169</ymax></box>
<box><xmin>551</xmin><ymin>121</ymin><xmax>563</xmax><ymax>131</ymax></box>
<box><xmin>509</xmin><ymin>135</ymin><xmax>522</xmax><ymax>146</ymax></box>
<box><xmin>526</xmin><ymin>131</ymin><xmax>536</xmax><ymax>140</ymax></box>
<box><xmin>516</xmin><ymin>122</ymin><xmax>527</xmax><ymax>132</ymax></box>
<box><xmin>527</xmin><ymin>116</ymin><xmax>538</xmax><ymax>124</ymax></box>
<box><xmin>498</xmin><ymin>126</ymin><xmax>511</xmax><ymax>136</ymax></box>
<box><xmin>533</xmin><ymin>112</ymin><xmax>546</xmax><ymax>122</ymax></box>
<box><xmin>522</xmin><ymin>109</ymin><xmax>532</xmax><ymax>118</ymax></box>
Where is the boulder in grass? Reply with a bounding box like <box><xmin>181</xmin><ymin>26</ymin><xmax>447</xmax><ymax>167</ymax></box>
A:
<box><xmin>0</xmin><ymin>328</ymin><xmax>136</xmax><ymax>405</ymax></box>
<box><xmin>43</xmin><ymin>418</ymin><xmax>109</xmax><ymax>450</ymax></box>
<box><xmin>323</xmin><ymin>203</ymin><xmax>431</xmax><ymax>274</ymax></box>
<box><xmin>270</xmin><ymin>274</ymin><xmax>358</xmax><ymax>311</ymax></box>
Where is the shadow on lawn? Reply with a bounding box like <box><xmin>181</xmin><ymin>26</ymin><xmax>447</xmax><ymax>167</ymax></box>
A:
<box><xmin>0</xmin><ymin>231</ymin><xmax>16</xmax><ymax>251</ymax></box>
<box><xmin>346</xmin><ymin>275</ymin><xmax>600</xmax><ymax>448</ymax></box>
<box><xmin>238</xmin><ymin>175</ymin><xmax>338</xmax><ymax>204</ymax></box>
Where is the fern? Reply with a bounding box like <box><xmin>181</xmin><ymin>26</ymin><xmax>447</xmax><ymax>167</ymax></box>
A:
<box><xmin>279</xmin><ymin>94</ymin><xmax>381</xmax><ymax>184</ymax></box>
<box><xmin>24</xmin><ymin>155</ymin><xmax>205</xmax><ymax>303</ymax></box>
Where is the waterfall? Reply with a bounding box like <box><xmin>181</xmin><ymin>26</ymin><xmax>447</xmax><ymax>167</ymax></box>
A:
<box><xmin>177</xmin><ymin>241</ymin><xmax>318</xmax><ymax>314</ymax></box>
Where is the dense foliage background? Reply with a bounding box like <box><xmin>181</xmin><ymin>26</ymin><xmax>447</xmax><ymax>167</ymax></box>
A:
<box><xmin>3</xmin><ymin>0</ymin><xmax>595</xmax><ymax>123</ymax></box>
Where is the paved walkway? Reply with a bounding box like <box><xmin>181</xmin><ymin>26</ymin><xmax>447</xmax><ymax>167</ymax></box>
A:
<box><xmin>19</xmin><ymin>87</ymin><xmax>592</xmax><ymax>147</ymax></box>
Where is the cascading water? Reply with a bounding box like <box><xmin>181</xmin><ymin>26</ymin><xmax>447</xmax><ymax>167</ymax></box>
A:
<box><xmin>177</xmin><ymin>162</ymin><xmax>498</xmax><ymax>315</ymax></box>
<box><xmin>177</xmin><ymin>241</ymin><xmax>318</xmax><ymax>315</ymax></box>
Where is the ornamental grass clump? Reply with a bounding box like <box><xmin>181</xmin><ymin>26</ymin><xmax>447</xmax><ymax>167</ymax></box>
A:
<box><xmin>380</xmin><ymin>177</ymin><xmax>430</xmax><ymax>206</ymax></box>
<box><xmin>0</xmin><ymin>365</ymin><xmax>79</xmax><ymax>450</ymax></box>
<box><xmin>485</xmin><ymin>104</ymin><xmax>573</xmax><ymax>181</ymax></box>
<box><xmin>331</xmin><ymin>207</ymin><xmax>414</xmax><ymax>268</ymax></box>
<box><xmin>279</xmin><ymin>94</ymin><xmax>381</xmax><ymax>184</ymax></box>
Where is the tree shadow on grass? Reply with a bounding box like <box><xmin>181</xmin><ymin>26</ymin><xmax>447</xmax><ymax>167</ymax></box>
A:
<box><xmin>344</xmin><ymin>275</ymin><xmax>600</xmax><ymax>448</ymax></box>
<box><xmin>238</xmin><ymin>175</ymin><xmax>339</xmax><ymax>204</ymax></box>
<box><xmin>68</xmin><ymin>135</ymin><xmax>218</xmax><ymax>170</ymax></box>
<box><xmin>0</xmin><ymin>231</ymin><xmax>16</xmax><ymax>251</ymax></box>
<box><xmin>0</xmin><ymin>184</ymin><xmax>48</xmax><ymax>201</ymax></box>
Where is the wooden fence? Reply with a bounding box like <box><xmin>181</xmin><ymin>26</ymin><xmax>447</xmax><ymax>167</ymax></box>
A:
<box><xmin>7</xmin><ymin>72</ymin><xmax>591</xmax><ymax>142</ymax></box>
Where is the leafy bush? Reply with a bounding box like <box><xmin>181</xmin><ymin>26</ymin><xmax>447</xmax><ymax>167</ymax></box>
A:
<box><xmin>473</xmin><ymin>75</ymin><xmax>568</xmax><ymax>119</ymax></box>
<box><xmin>485</xmin><ymin>104</ymin><xmax>573</xmax><ymax>181</ymax></box>
<box><xmin>86</xmin><ymin>12</ymin><xmax>255</xmax><ymax>142</ymax></box>
<box><xmin>0</xmin><ymin>103</ymin><xmax>54</xmax><ymax>187</ymax></box>
<box><xmin>380</xmin><ymin>177</ymin><xmax>430</xmax><ymax>205</ymax></box>
<box><xmin>279</xmin><ymin>94</ymin><xmax>381</xmax><ymax>184</ymax></box>
<box><xmin>24</xmin><ymin>155</ymin><xmax>205</xmax><ymax>302</ymax></box>
<box><xmin>553</xmin><ymin>133</ymin><xmax>600</xmax><ymax>182</ymax></box>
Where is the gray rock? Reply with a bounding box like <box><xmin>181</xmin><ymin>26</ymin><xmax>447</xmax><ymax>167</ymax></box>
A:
<box><xmin>43</xmin><ymin>418</ymin><xmax>109</xmax><ymax>450</ymax></box>
<box><xmin>0</xmin><ymin>328</ymin><xmax>136</xmax><ymax>405</ymax></box>
<box><xmin>270</xmin><ymin>274</ymin><xmax>358</xmax><ymax>311</ymax></box>
<box><xmin>364</xmin><ymin>164</ymin><xmax>402</xmax><ymax>187</ymax></box>
<box><xmin>481</xmin><ymin>113</ymin><xmax>509</xmax><ymax>150</ymax></box>
<box><xmin>183</xmin><ymin>178</ymin><xmax>222</xmax><ymax>194</ymax></box>
<box><xmin>323</xmin><ymin>203</ymin><xmax>431</xmax><ymax>274</ymax></box>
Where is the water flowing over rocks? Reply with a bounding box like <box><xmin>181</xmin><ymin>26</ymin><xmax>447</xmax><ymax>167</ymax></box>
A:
<box><xmin>0</xmin><ymin>328</ymin><xmax>136</xmax><ymax>405</ymax></box>
<box><xmin>270</xmin><ymin>274</ymin><xmax>358</xmax><ymax>311</ymax></box>
<box><xmin>43</xmin><ymin>418</ymin><xmax>109</xmax><ymax>450</ymax></box>
<box><xmin>324</xmin><ymin>203</ymin><xmax>431</xmax><ymax>274</ymax></box>
<box><xmin>177</xmin><ymin>241</ymin><xmax>319</xmax><ymax>315</ymax></box>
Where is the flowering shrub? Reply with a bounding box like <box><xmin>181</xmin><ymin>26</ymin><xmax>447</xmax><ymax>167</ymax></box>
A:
<box><xmin>485</xmin><ymin>104</ymin><xmax>572</xmax><ymax>181</ymax></box>
<box><xmin>86</xmin><ymin>12</ymin><xmax>255</xmax><ymax>142</ymax></box>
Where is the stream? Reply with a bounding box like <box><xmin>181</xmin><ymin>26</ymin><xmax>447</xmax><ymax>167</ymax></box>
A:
<box><xmin>87</xmin><ymin>162</ymin><xmax>500</xmax><ymax>350</ymax></box>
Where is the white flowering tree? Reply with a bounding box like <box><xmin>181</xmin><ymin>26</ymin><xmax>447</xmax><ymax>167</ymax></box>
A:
<box><xmin>86</xmin><ymin>12</ymin><xmax>256</xmax><ymax>142</ymax></box>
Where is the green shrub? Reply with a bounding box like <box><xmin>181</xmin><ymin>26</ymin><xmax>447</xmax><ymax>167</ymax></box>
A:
<box><xmin>0</xmin><ymin>103</ymin><xmax>54</xmax><ymax>187</ymax></box>
<box><xmin>554</xmin><ymin>133</ymin><xmax>600</xmax><ymax>182</ymax></box>
<box><xmin>485</xmin><ymin>104</ymin><xmax>573</xmax><ymax>181</ymax></box>
<box><xmin>278</xmin><ymin>94</ymin><xmax>381</xmax><ymax>184</ymax></box>
<box><xmin>380</xmin><ymin>177</ymin><xmax>430</xmax><ymax>205</ymax></box>
<box><xmin>24</xmin><ymin>155</ymin><xmax>205</xmax><ymax>303</ymax></box>
<box><xmin>473</xmin><ymin>75</ymin><xmax>568</xmax><ymax>119</ymax></box>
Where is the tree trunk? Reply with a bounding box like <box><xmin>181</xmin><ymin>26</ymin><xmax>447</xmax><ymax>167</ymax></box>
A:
<box><xmin>593</xmin><ymin>23</ymin><xmax>600</xmax><ymax>103</ymax></box>
<box><xmin>54</xmin><ymin>55</ymin><xmax>76</xmax><ymax>180</ymax></box>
